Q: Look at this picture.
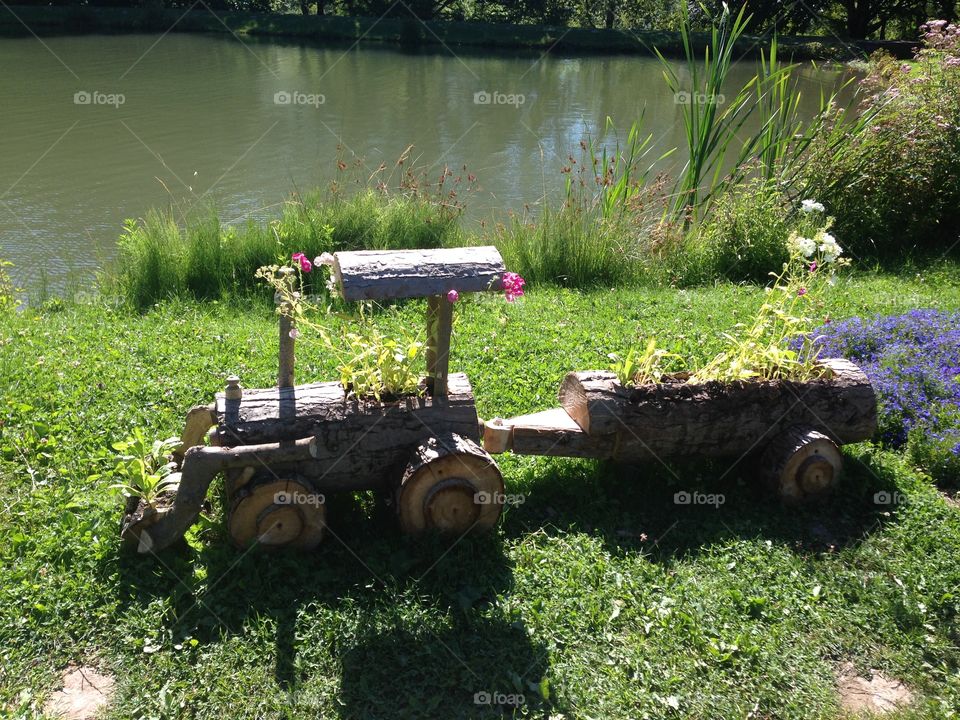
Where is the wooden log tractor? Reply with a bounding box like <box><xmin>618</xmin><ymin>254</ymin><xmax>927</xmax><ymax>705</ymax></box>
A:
<box><xmin>121</xmin><ymin>246</ymin><xmax>878</xmax><ymax>554</ymax></box>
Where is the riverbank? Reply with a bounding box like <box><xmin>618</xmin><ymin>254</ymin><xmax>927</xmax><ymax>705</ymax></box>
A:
<box><xmin>0</xmin><ymin>4</ymin><xmax>916</xmax><ymax>59</ymax></box>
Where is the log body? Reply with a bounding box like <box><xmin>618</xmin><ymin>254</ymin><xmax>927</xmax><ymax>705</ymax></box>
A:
<box><xmin>333</xmin><ymin>246</ymin><xmax>505</xmax><ymax>301</ymax></box>
<box><xmin>558</xmin><ymin>358</ymin><xmax>877</xmax><ymax>462</ymax></box>
<box><xmin>214</xmin><ymin>372</ymin><xmax>480</xmax><ymax>492</ymax></box>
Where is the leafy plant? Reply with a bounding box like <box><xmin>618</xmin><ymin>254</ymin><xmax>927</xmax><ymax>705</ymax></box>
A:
<box><xmin>109</xmin><ymin>428</ymin><xmax>180</xmax><ymax>507</ymax></box>
<box><xmin>338</xmin><ymin>305</ymin><xmax>425</xmax><ymax>400</ymax></box>
<box><xmin>568</xmin><ymin>115</ymin><xmax>675</xmax><ymax>221</ymax></box>
<box><xmin>258</xmin><ymin>256</ymin><xmax>425</xmax><ymax>400</ymax></box>
<box><xmin>692</xmin><ymin>205</ymin><xmax>847</xmax><ymax>382</ymax></box>
<box><xmin>0</xmin><ymin>259</ymin><xmax>20</xmax><ymax>312</ymax></box>
<box><xmin>609</xmin><ymin>337</ymin><xmax>684</xmax><ymax>386</ymax></box>
<box><xmin>655</xmin><ymin>2</ymin><xmax>767</xmax><ymax>223</ymax></box>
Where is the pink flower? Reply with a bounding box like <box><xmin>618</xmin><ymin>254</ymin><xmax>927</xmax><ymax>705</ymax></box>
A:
<box><xmin>797</xmin><ymin>287</ymin><xmax>808</xmax><ymax>297</ymax></box>
<box><xmin>446</xmin><ymin>289</ymin><xmax>459</xmax><ymax>303</ymax></box>
<box><xmin>502</xmin><ymin>271</ymin><xmax>526</xmax><ymax>302</ymax></box>
<box><xmin>291</xmin><ymin>252</ymin><xmax>312</xmax><ymax>273</ymax></box>
<box><xmin>289</xmin><ymin>328</ymin><xmax>301</xmax><ymax>339</ymax></box>
<box><xmin>809</xmin><ymin>261</ymin><xmax>818</xmax><ymax>272</ymax></box>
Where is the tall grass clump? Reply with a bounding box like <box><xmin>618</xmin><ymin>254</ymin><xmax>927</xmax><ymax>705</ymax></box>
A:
<box><xmin>114</xmin><ymin>189</ymin><xmax>464</xmax><ymax>309</ymax></box>
<box><xmin>115</xmin><ymin>210</ymin><xmax>188</xmax><ymax>309</ymax></box>
<box><xmin>656</xmin><ymin>3</ymin><xmax>770</xmax><ymax>223</ymax></box>
<box><xmin>493</xmin><ymin>119</ymin><xmax>679</xmax><ymax>287</ymax></box>
<box><xmin>308</xmin><ymin>189</ymin><xmax>463</xmax><ymax>251</ymax></box>
<box><xmin>494</xmin><ymin>208</ymin><xmax>642</xmax><ymax>287</ymax></box>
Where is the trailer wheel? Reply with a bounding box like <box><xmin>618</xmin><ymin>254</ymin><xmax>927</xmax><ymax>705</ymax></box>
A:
<box><xmin>760</xmin><ymin>427</ymin><xmax>843</xmax><ymax>505</ymax></box>
<box><xmin>228</xmin><ymin>476</ymin><xmax>326</xmax><ymax>550</ymax></box>
<box><xmin>397</xmin><ymin>433</ymin><xmax>504</xmax><ymax>535</ymax></box>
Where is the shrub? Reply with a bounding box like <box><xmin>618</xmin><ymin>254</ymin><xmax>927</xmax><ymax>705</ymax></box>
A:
<box><xmin>800</xmin><ymin>23</ymin><xmax>960</xmax><ymax>257</ymax></box>
<box><xmin>687</xmin><ymin>179</ymin><xmax>792</xmax><ymax>283</ymax></box>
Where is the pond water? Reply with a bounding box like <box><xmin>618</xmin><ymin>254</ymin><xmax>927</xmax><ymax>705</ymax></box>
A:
<box><xmin>0</xmin><ymin>33</ymin><xmax>852</xmax><ymax>289</ymax></box>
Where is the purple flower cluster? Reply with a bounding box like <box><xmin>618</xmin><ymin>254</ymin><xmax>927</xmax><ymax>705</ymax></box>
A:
<box><xmin>808</xmin><ymin>310</ymin><xmax>960</xmax><ymax>459</ymax></box>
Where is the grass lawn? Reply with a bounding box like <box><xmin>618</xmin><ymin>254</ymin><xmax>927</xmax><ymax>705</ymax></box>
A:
<box><xmin>2</xmin><ymin>266</ymin><xmax>960</xmax><ymax>719</ymax></box>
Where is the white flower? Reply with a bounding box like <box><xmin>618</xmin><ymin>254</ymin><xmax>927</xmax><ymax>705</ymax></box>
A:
<box><xmin>289</xmin><ymin>328</ymin><xmax>301</xmax><ymax>339</ymax></box>
<box><xmin>325</xmin><ymin>274</ymin><xmax>339</xmax><ymax>296</ymax></box>
<box><xmin>789</xmin><ymin>235</ymin><xmax>817</xmax><ymax>257</ymax></box>
<box><xmin>819</xmin><ymin>233</ymin><xmax>842</xmax><ymax>262</ymax></box>
<box><xmin>314</xmin><ymin>252</ymin><xmax>335</xmax><ymax>266</ymax></box>
<box><xmin>801</xmin><ymin>199</ymin><xmax>825</xmax><ymax>213</ymax></box>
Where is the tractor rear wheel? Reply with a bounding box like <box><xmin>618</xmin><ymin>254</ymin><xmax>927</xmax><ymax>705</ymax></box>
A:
<box><xmin>396</xmin><ymin>433</ymin><xmax>504</xmax><ymax>535</ymax></box>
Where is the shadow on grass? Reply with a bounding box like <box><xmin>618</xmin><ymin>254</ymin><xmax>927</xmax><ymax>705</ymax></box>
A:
<box><xmin>104</xmin><ymin>444</ymin><xmax>908</xmax><ymax>717</ymax></box>
<box><xmin>108</xmin><ymin>490</ymin><xmax>558</xmax><ymax>718</ymax></box>
<box><xmin>497</xmin><ymin>446</ymin><xmax>905</xmax><ymax>561</ymax></box>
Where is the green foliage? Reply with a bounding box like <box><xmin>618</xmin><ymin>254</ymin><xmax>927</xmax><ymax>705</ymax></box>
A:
<box><xmin>493</xmin><ymin>206</ymin><xmax>645</xmax><ymax>287</ymax></box>
<box><xmin>689</xmin><ymin>179</ymin><xmax>792</xmax><ymax>283</ymax></box>
<box><xmin>337</xmin><ymin>307</ymin><xmax>425</xmax><ymax>399</ymax></box>
<box><xmin>693</xmin><ymin>215</ymin><xmax>846</xmax><ymax>382</ymax></box>
<box><xmin>800</xmin><ymin>32</ymin><xmax>960</xmax><ymax>257</ymax></box>
<box><xmin>258</xmin><ymin>263</ymin><xmax>425</xmax><ymax>400</ymax></box>
<box><xmin>570</xmin><ymin>116</ymin><xmax>675</xmax><ymax>221</ymax></box>
<box><xmin>0</xmin><ymin>260</ymin><xmax>19</xmax><ymax>313</ymax></box>
<box><xmin>608</xmin><ymin>337</ymin><xmax>684</xmax><ymax>386</ymax></box>
<box><xmin>114</xmin><ymin>190</ymin><xmax>462</xmax><ymax>309</ymax></box>
<box><xmin>109</xmin><ymin>429</ymin><xmax>180</xmax><ymax>507</ymax></box>
<box><xmin>656</xmin><ymin>2</ymin><xmax>762</xmax><ymax>222</ymax></box>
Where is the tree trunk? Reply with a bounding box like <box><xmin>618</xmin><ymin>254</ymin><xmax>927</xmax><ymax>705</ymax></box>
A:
<box><xmin>604</xmin><ymin>0</ymin><xmax>616</xmax><ymax>30</ymax></box>
<box><xmin>558</xmin><ymin>358</ymin><xmax>877</xmax><ymax>462</ymax></box>
<box><xmin>845</xmin><ymin>0</ymin><xmax>872</xmax><ymax>38</ymax></box>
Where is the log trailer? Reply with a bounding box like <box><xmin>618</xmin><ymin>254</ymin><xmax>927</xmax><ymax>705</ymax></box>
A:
<box><xmin>120</xmin><ymin>246</ymin><xmax>878</xmax><ymax>553</ymax></box>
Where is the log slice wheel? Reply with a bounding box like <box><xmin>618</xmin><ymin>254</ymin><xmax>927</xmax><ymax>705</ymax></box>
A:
<box><xmin>397</xmin><ymin>433</ymin><xmax>504</xmax><ymax>534</ymax></box>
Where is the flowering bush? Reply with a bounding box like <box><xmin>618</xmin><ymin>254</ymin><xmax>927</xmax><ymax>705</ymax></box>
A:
<box><xmin>801</xmin><ymin>20</ymin><xmax>960</xmax><ymax>256</ymax></box>
<box><xmin>809</xmin><ymin>309</ymin><xmax>960</xmax><ymax>484</ymax></box>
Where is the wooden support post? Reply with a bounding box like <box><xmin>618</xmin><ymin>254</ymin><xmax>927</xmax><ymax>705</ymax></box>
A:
<box><xmin>426</xmin><ymin>295</ymin><xmax>453</xmax><ymax>397</ymax></box>
<box><xmin>276</xmin><ymin>268</ymin><xmax>296</xmax><ymax>389</ymax></box>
